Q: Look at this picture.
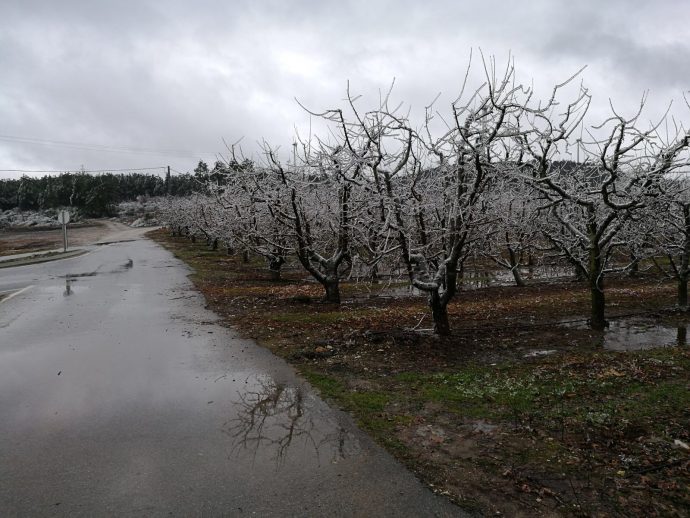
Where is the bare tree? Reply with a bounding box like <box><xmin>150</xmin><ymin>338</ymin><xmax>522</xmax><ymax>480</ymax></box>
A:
<box><xmin>519</xmin><ymin>88</ymin><xmax>690</xmax><ymax>329</ymax></box>
<box><xmin>636</xmin><ymin>174</ymin><xmax>690</xmax><ymax>307</ymax></box>
<box><xmin>376</xmin><ymin>57</ymin><xmax>530</xmax><ymax>334</ymax></box>
<box><xmin>254</xmin><ymin>102</ymin><xmax>377</xmax><ymax>302</ymax></box>
<box><xmin>481</xmin><ymin>175</ymin><xmax>540</xmax><ymax>287</ymax></box>
<box><xmin>161</xmin><ymin>57</ymin><xmax>690</xmax><ymax>338</ymax></box>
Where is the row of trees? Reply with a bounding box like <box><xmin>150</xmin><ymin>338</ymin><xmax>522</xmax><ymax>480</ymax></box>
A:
<box><xmin>0</xmin><ymin>170</ymin><xmax>203</xmax><ymax>215</ymax></box>
<box><xmin>161</xmin><ymin>60</ymin><xmax>690</xmax><ymax>335</ymax></box>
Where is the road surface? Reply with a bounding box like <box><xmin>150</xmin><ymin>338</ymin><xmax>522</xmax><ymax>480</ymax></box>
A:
<box><xmin>0</xmin><ymin>234</ymin><xmax>462</xmax><ymax>516</ymax></box>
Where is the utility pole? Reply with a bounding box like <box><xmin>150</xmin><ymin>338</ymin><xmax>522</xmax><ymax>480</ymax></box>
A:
<box><xmin>292</xmin><ymin>141</ymin><xmax>297</xmax><ymax>172</ymax></box>
<box><xmin>165</xmin><ymin>165</ymin><xmax>171</xmax><ymax>195</ymax></box>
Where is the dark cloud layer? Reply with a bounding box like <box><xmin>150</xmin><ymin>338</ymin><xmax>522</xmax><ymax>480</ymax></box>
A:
<box><xmin>1</xmin><ymin>0</ymin><xmax>688</xmax><ymax>178</ymax></box>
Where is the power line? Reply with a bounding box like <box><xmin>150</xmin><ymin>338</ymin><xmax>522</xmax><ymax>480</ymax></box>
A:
<box><xmin>0</xmin><ymin>134</ymin><xmax>219</xmax><ymax>159</ymax></box>
<box><xmin>0</xmin><ymin>166</ymin><xmax>168</xmax><ymax>174</ymax></box>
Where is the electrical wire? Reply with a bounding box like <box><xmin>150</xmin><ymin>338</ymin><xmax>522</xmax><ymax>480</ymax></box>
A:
<box><xmin>0</xmin><ymin>134</ymin><xmax>219</xmax><ymax>159</ymax></box>
<box><xmin>0</xmin><ymin>166</ymin><xmax>168</xmax><ymax>174</ymax></box>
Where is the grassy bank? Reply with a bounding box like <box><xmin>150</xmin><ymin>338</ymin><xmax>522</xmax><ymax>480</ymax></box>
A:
<box><xmin>0</xmin><ymin>249</ymin><xmax>88</xmax><ymax>268</ymax></box>
<box><xmin>150</xmin><ymin>229</ymin><xmax>690</xmax><ymax>517</ymax></box>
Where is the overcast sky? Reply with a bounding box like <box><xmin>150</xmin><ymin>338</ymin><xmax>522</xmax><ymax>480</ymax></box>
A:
<box><xmin>1</xmin><ymin>0</ymin><xmax>689</xmax><ymax>179</ymax></box>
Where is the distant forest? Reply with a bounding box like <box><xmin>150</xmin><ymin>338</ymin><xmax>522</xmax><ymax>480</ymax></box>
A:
<box><xmin>0</xmin><ymin>160</ymin><xmax>238</xmax><ymax>216</ymax></box>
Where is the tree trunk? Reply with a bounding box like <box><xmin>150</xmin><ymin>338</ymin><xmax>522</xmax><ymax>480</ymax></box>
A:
<box><xmin>212</xmin><ymin>238</ymin><xmax>218</xmax><ymax>251</ymax></box>
<box><xmin>678</xmin><ymin>276</ymin><xmax>688</xmax><ymax>308</ymax></box>
<box><xmin>323</xmin><ymin>280</ymin><xmax>340</xmax><ymax>303</ymax></box>
<box><xmin>430</xmin><ymin>290</ymin><xmax>450</xmax><ymax>336</ymax></box>
<box><xmin>590</xmin><ymin>283</ymin><xmax>606</xmax><ymax>331</ymax></box>
<box><xmin>227</xmin><ymin>246</ymin><xmax>234</xmax><ymax>256</ymax></box>
<box><xmin>242</xmin><ymin>250</ymin><xmax>249</xmax><ymax>263</ymax></box>
<box><xmin>574</xmin><ymin>263</ymin><xmax>587</xmax><ymax>281</ymax></box>
<box><xmin>680</xmin><ymin>205</ymin><xmax>690</xmax><ymax>308</ymax></box>
<box><xmin>586</xmin><ymin>214</ymin><xmax>607</xmax><ymax>331</ymax></box>
<box><xmin>190</xmin><ymin>235</ymin><xmax>196</xmax><ymax>243</ymax></box>
<box><xmin>511</xmin><ymin>267</ymin><xmax>525</xmax><ymax>287</ymax></box>
<box><xmin>370</xmin><ymin>263</ymin><xmax>379</xmax><ymax>284</ymax></box>
<box><xmin>588</xmin><ymin>257</ymin><xmax>606</xmax><ymax>331</ymax></box>
<box><xmin>507</xmin><ymin>246</ymin><xmax>525</xmax><ymax>287</ymax></box>
<box><xmin>268</xmin><ymin>257</ymin><xmax>284</xmax><ymax>281</ymax></box>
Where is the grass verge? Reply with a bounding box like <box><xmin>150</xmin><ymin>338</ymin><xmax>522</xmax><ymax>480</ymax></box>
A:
<box><xmin>0</xmin><ymin>249</ymin><xmax>87</xmax><ymax>269</ymax></box>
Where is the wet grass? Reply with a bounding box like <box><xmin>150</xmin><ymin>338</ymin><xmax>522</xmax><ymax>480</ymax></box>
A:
<box><xmin>302</xmin><ymin>371</ymin><xmax>390</xmax><ymax>413</ymax></box>
<box><xmin>151</xmin><ymin>230</ymin><xmax>690</xmax><ymax>517</ymax></box>
<box><xmin>0</xmin><ymin>243</ymin><xmax>51</xmax><ymax>257</ymax></box>
<box><xmin>390</xmin><ymin>348</ymin><xmax>690</xmax><ymax>426</ymax></box>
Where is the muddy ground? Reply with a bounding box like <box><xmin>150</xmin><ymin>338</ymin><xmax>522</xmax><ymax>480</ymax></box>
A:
<box><xmin>149</xmin><ymin>230</ymin><xmax>690</xmax><ymax>517</ymax></box>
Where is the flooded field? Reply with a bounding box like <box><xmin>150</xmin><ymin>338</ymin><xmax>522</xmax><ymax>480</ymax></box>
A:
<box><xmin>561</xmin><ymin>316</ymin><xmax>689</xmax><ymax>351</ymax></box>
<box><xmin>354</xmin><ymin>268</ymin><xmax>689</xmax><ymax>353</ymax></box>
<box><xmin>363</xmin><ymin>265</ymin><xmax>575</xmax><ymax>297</ymax></box>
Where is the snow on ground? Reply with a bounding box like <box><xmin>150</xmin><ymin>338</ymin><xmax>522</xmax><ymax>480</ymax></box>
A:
<box><xmin>0</xmin><ymin>209</ymin><xmax>63</xmax><ymax>229</ymax></box>
<box><xmin>0</xmin><ymin>198</ymin><xmax>163</xmax><ymax>229</ymax></box>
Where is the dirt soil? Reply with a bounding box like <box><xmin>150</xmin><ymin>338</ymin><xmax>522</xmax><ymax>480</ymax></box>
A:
<box><xmin>0</xmin><ymin>220</ymin><xmax>151</xmax><ymax>256</ymax></box>
<box><xmin>152</xmin><ymin>230</ymin><xmax>690</xmax><ymax>517</ymax></box>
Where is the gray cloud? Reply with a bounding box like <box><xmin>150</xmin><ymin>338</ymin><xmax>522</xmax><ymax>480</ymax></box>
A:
<box><xmin>1</xmin><ymin>0</ymin><xmax>689</xmax><ymax>178</ymax></box>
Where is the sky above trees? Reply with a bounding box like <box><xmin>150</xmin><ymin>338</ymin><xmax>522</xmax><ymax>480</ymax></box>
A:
<box><xmin>1</xmin><ymin>0</ymin><xmax>688</xmax><ymax>178</ymax></box>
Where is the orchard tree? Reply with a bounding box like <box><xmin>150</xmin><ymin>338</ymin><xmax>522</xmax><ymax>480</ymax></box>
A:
<box><xmin>633</xmin><ymin>173</ymin><xmax>690</xmax><ymax>307</ymax></box>
<box><xmin>252</xmin><ymin>96</ymin><xmax>381</xmax><ymax>302</ymax></box>
<box><xmin>377</xmin><ymin>58</ymin><xmax>531</xmax><ymax>334</ymax></box>
<box><xmin>210</xmin><ymin>161</ymin><xmax>290</xmax><ymax>279</ymax></box>
<box><xmin>519</xmin><ymin>90</ymin><xmax>690</xmax><ymax>329</ymax></box>
<box><xmin>481</xmin><ymin>175</ymin><xmax>540</xmax><ymax>287</ymax></box>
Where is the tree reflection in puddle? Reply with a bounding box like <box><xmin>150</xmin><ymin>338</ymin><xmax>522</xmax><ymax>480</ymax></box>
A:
<box><xmin>223</xmin><ymin>375</ymin><xmax>359</xmax><ymax>467</ymax></box>
<box><xmin>602</xmin><ymin>320</ymin><xmax>688</xmax><ymax>350</ymax></box>
<box><xmin>560</xmin><ymin>316</ymin><xmax>690</xmax><ymax>350</ymax></box>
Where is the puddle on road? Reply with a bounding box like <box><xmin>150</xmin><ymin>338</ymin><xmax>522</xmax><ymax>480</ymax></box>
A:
<box><xmin>61</xmin><ymin>259</ymin><xmax>134</xmax><ymax>280</ymax></box>
<box><xmin>45</xmin><ymin>278</ymin><xmax>90</xmax><ymax>297</ymax></box>
<box><xmin>64</xmin><ymin>272</ymin><xmax>99</xmax><ymax>278</ymax></box>
<box><xmin>223</xmin><ymin>374</ymin><xmax>360</xmax><ymax>467</ymax></box>
<box><xmin>560</xmin><ymin>317</ymin><xmax>688</xmax><ymax>351</ymax></box>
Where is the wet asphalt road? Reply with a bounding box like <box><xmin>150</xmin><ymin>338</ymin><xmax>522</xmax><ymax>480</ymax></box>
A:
<box><xmin>0</xmin><ymin>237</ymin><xmax>463</xmax><ymax>517</ymax></box>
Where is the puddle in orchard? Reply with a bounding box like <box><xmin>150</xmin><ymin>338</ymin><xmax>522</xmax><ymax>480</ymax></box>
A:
<box><xmin>560</xmin><ymin>316</ymin><xmax>688</xmax><ymax>350</ymax></box>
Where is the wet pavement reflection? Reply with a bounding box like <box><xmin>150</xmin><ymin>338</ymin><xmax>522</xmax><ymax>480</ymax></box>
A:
<box><xmin>224</xmin><ymin>375</ymin><xmax>359</xmax><ymax>467</ymax></box>
<box><xmin>0</xmin><ymin>238</ymin><xmax>461</xmax><ymax>516</ymax></box>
